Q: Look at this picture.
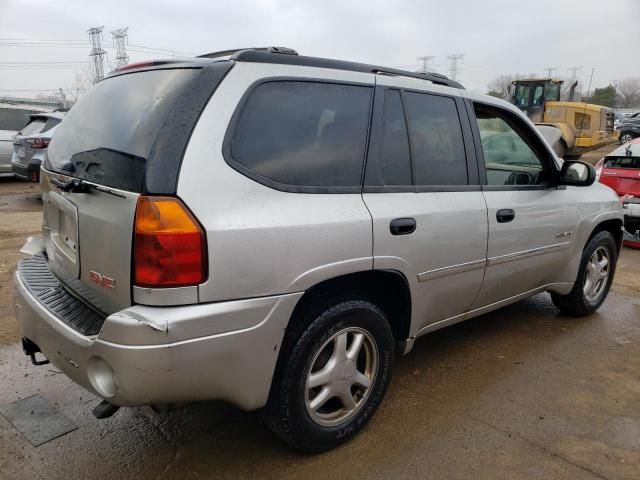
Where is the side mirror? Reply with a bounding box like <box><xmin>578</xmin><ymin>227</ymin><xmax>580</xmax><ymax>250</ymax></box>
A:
<box><xmin>559</xmin><ymin>160</ymin><xmax>596</xmax><ymax>187</ymax></box>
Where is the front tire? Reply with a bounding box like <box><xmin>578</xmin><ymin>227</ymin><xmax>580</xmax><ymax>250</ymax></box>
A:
<box><xmin>551</xmin><ymin>231</ymin><xmax>617</xmax><ymax>316</ymax></box>
<box><xmin>263</xmin><ymin>297</ymin><xmax>394</xmax><ymax>452</ymax></box>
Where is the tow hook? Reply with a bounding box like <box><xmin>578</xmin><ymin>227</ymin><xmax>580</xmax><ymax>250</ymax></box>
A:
<box><xmin>22</xmin><ymin>338</ymin><xmax>50</xmax><ymax>366</ymax></box>
<box><xmin>92</xmin><ymin>400</ymin><xmax>120</xmax><ymax>419</ymax></box>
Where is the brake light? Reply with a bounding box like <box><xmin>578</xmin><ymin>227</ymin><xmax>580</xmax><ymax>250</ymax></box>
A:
<box><xmin>116</xmin><ymin>60</ymin><xmax>168</xmax><ymax>72</ymax></box>
<box><xmin>26</xmin><ymin>138</ymin><xmax>50</xmax><ymax>149</ymax></box>
<box><xmin>595</xmin><ymin>158</ymin><xmax>604</xmax><ymax>181</ymax></box>
<box><xmin>133</xmin><ymin>196</ymin><xmax>207</xmax><ymax>288</ymax></box>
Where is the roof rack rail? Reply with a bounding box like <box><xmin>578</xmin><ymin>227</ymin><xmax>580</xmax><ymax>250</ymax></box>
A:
<box><xmin>198</xmin><ymin>46</ymin><xmax>298</xmax><ymax>59</ymax></box>
<box><xmin>230</xmin><ymin>49</ymin><xmax>463</xmax><ymax>89</ymax></box>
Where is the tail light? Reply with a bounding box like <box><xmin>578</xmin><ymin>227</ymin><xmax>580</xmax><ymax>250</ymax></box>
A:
<box><xmin>133</xmin><ymin>196</ymin><xmax>207</xmax><ymax>288</ymax></box>
<box><xmin>26</xmin><ymin>138</ymin><xmax>50</xmax><ymax>149</ymax></box>
<box><xmin>594</xmin><ymin>158</ymin><xmax>604</xmax><ymax>181</ymax></box>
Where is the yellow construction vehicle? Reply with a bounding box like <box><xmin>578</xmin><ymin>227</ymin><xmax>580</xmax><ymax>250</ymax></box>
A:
<box><xmin>510</xmin><ymin>79</ymin><xmax>618</xmax><ymax>158</ymax></box>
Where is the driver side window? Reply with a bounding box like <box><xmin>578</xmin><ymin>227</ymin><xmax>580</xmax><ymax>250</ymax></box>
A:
<box><xmin>474</xmin><ymin>105</ymin><xmax>548</xmax><ymax>187</ymax></box>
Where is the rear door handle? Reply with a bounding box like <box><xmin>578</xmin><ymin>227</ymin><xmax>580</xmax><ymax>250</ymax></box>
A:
<box><xmin>496</xmin><ymin>209</ymin><xmax>515</xmax><ymax>223</ymax></box>
<box><xmin>390</xmin><ymin>218</ymin><xmax>416</xmax><ymax>235</ymax></box>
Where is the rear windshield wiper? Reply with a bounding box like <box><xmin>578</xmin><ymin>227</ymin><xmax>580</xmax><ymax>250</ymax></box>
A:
<box><xmin>50</xmin><ymin>177</ymin><xmax>126</xmax><ymax>198</ymax></box>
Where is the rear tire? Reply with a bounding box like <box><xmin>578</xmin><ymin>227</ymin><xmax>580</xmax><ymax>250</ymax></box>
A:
<box><xmin>263</xmin><ymin>297</ymin><xmax>394</xmax><ymax>452</ymax></box>
<box><xmin>619</xmin><ymin>131</ymin><xmax>635</xmax><ymax>144</ymax></box>
<box><xmin>550</xmin><ymin>231</ymin><xmax>617</xmax><ymax>316</ymax></box>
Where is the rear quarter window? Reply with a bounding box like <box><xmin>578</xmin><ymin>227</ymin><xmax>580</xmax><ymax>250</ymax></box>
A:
<box><xmin>226</xmin><ymin>81</ymin><xmax>373</xmax><ymax>192</ymax></box>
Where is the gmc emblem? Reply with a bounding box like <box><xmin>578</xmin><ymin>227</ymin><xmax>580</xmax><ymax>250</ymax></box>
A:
<box><xmin>90</xmin><ymin>271</ymin><xmax>115</xmax><ymax>289</ymax></box>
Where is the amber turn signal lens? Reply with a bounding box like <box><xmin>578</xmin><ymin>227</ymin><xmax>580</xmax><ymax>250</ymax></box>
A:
<box><xmin>133</xmin><ymin>196</ymin><xmax>206</xmax><ymax>288</ymax></box>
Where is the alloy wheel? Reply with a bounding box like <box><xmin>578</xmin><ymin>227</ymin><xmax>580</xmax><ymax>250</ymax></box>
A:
<box><xmin>304</xmin><ymin>327</ymin><xmax>378</xmax><ymax>427</ymax></box>
<box><xmin>583</xmin><ymin>246</ymin><xmax>610</xmax><ymax>302</ymax></box>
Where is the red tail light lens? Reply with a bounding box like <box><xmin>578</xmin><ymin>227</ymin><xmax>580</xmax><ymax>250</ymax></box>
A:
<box><xmin>26</xmin><ymin>138</ymin><xmax>50</xmax><ymax>149</ymax></box>
<box><xmin>133</xmin><ymin>196</ymin><xmax>206</xmax><ymax>288</ymax></box>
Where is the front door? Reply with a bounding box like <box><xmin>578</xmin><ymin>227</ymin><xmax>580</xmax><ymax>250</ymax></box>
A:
<box><xmin>469</xmin><ymin>101</ymin><xmax>580</xmax><ymax>308</ymax></box>
<box><xmin>363</xmin><ymin>84</ymin><xmax>487</xmax><ymax>335</ymax></box>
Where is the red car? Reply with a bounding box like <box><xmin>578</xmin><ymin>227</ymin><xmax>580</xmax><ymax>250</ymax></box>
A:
<box><xmin>596</xmin><ymin>138</ymin><xmax>640</xmax><ymax>248</ymax></box>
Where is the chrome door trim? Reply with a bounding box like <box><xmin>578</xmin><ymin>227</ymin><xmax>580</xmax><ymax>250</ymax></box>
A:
<box><xmin>417</xmin><ymin>258</ymin><xmax>486</xmax><ymax>283</ymax></box>
<box><xmin>487</xmin><ymin>241</ymin><xmax>571</xmax><ymax>266</ymax></box>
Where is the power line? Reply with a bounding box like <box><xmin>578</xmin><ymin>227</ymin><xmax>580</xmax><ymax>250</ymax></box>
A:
<box><xmin>544</xmin><ymin>67</ymin><xmax>558</xmax><ymax>77</ymax></box>
<box><xmin>128</xmin><ymin>43</ymin><xmax>196</xmax><ymax>56</ymax></box>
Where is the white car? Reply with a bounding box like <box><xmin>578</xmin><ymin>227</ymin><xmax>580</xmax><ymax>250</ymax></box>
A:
<box><xmin>0</xmin><ymin>104</ymin><xmax>50</xmax><ymax>174</ymax></box>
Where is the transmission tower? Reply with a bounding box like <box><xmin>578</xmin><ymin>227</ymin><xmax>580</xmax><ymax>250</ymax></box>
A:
<box><xmin>87</xmin><ymin>26</ymin><xmax>107</xmax><ymax>84</ymax></box>
<box><xmin>111</xmin><ymin>27</ymin><xmax>129</xmax><ymax>68</ymax></box>
<box><xmin>417</xmin><ymin>56</ymin><xmax>437</xmax><ymax>74</ymax></box>
<box><xmin>544</xmin><ymin>67</ymin><xmax>558</xmax><ymax>78</ymax></box>
<box><xmin>446</xmin><ymin>54</ymin><xmax>465</xmax><ymax>81</ymax></box>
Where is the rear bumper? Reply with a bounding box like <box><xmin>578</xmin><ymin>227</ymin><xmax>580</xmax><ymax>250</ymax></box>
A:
<box><xmin>623</xmin><ymin>202</ymin><xmax>640</xmax><ymax>243</ymax></box>
<box><xmin>11</xmin><ymin>160</ymin><xmax>39</xmax><ymax>181</ymax></box>
<box><xmin>14</xmin><ymin>264</ymin><xmax>302</xmax><ymax>410</ymax></box>
<box><xmin>0</xmin><ymin>152</ymin><xmax>11</xmax><ymax>173</ymax></box>
<box><xmin>11</xmin><ymin>151</ymin><xmax>41</xmax><ymax>181</ymax></box>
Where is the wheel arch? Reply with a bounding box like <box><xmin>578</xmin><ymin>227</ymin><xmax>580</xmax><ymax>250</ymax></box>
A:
<box><xmin>288</xmin><ymin>269</ymin><xmax>413</xmax><ymax>344</ymax></box>
<box><xmin>588</xmin><ymin>218</ymin><xmax>624</xmax><ymax>253</ymax></box>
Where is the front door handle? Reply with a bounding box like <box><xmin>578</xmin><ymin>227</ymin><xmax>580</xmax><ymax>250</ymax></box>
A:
<box><xmin>496</xmin><ymin>209</ymin><xmax>515</xmax><ymax>223</ymax></box>
<box><xmin>390</xmin><ymin>218</ymin><xmax>416</xmax><ymax>235</ymax></box>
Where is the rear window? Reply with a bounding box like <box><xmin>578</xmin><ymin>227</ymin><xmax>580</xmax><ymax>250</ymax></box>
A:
<box><xmin>46</xmin><ymin>69</ymin><xmax>199</xmax><ymax>191</ymax></box>
<box><xmin>227</xmin><ymin>81</ymin><xmax>372</xmax><ymax>191</ymax></box>
<box><xmin>605</xmin><ymin>156</ymin><xmax>640</xmax><ymax>169</ymax></box>
<box><xmin>19</xmin><ymin>115</ymin><xmax>59</xmax><ymax>136</ymax></box>
<box><xmin>0</xmin><ymin>108</ymin><xmax>37</xmax><ymax>131</ymax></box>
<box><xmin>20</xmin><ymin>118</ymin><xmax>47</xmax><ymax>136</ymax></box>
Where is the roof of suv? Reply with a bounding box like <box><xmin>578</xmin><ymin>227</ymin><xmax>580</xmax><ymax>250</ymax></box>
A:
<box><xmin>106</xmin><ymin>46</ymin><xmax>465</xmax><ymax>89</ymax></box>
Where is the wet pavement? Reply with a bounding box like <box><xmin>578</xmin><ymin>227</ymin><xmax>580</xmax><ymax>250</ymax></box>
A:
<box><xmin>2</xmin><ymin>292</ymin><xmax>639</xmax><ymax>480</ymax></box>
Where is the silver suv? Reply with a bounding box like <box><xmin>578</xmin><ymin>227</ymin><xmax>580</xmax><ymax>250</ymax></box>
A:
<box><xmin>14</xmin><ymin>47</ymin><xmax>623</xmax><ymax>452</ymax></box>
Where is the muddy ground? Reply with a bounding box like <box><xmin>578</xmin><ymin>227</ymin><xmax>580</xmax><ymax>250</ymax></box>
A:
<box><xmin>0</xmin><ymin>177</ymin><xmax>41</xmax><ymax>345</ymax></box>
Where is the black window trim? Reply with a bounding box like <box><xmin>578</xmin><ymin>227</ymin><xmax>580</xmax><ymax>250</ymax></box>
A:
<box><xmin>465</xmin><ymin>99</ymin><xmax>559</xmax><ymax>192</ymax></box>
<box><xmin>364</xmin><ymin>86</ymin><xmax>480</xmax><ymax>193</ymax></box>
<box><xmin>222</xmin><ymin>76</ymin><xmax>375</xmax><ymax>194</ymax></box>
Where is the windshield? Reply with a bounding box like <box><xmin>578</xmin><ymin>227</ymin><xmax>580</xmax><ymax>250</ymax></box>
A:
<box><xmin>514</xmin><ymin>85</ymin><xmax>531</xmax><ymax>109</ymax></box>
<box><xmin>46</xmin><ymin>68</ymin><xmax>199</xmax><ymax>191</ymax></box>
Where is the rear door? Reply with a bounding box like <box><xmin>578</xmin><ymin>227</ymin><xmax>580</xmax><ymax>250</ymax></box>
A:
<box><xmin>42</xmin><ymin>68</ymin><xmax>204</xmax><ymax>314</ymax></box>
<box><xmin>363</xmin><ymin>80</ymin><xmax>488</xmax><ymax>335</ymax></box>
<box><xmin>467</xmin><ymin>100</ymin><xmax>580</xmax><ymax>308</ymax></box>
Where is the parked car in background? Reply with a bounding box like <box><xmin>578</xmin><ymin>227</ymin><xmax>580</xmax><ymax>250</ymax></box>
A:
<box><xmin>596</xmin><ymin>139</ymin><xmax>640</xmax><ymax>248</ymax></box>
<box><xmin>12</xmin><ymin>112</ymin><xmax>65</xmax><ymax>182</ymax></box>
<box><xmin>616</xmin><ymin>117</ymin><xmax>640</xmax><ymax>143</ymax></box>
<box><xmin>0</xmin><ymin>104</ymin><xmax>50</xmax><ymax>174</ymax></box>
<box><xmin>14</xmin><ymin>48</ymin><xmax>623</xmax><ymax>452</ymax></box>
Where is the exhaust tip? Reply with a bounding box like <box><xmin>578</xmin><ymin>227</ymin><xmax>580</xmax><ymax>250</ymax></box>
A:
<box><xmin>92</xmin><ymin>400</ymin><xmax>120</xmax><ymax>419</ymax></box>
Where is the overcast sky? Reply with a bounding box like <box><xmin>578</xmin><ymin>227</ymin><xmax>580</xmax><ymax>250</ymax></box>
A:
<box><xmin>1</xmin><ymin>0</ymin><xmax>638</xmax><ymax>98</ymax></box>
